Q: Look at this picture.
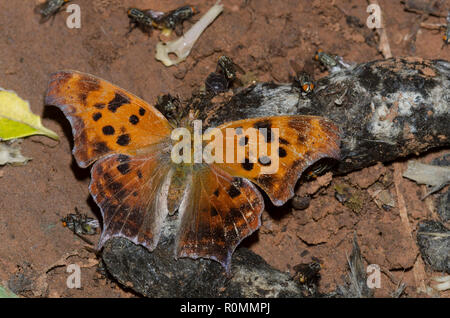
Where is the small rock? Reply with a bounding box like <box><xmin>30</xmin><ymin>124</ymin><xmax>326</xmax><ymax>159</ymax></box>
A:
<box><xmin>291</xmin><ymin>196</ymin><xmax>311</xmax><ymax>210</ymax></box>
<box><xmin>416</xmin><ymin>220</ymin><xmax>450</xmax><ymax>273</ymax></box>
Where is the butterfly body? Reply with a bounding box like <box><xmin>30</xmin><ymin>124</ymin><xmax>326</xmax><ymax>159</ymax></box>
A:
<box><xmin>45</xmin><ymin>71</ymin><xmax>340</xmax><ymax>271</ymax></box>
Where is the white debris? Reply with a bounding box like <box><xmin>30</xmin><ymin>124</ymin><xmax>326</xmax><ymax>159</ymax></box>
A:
<box><xmin>155</xmin><ymin>1</ymin><xmax>223</xmax><ymax>67</ymax></box>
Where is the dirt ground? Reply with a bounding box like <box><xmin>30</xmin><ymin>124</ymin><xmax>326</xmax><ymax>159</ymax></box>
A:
<box><xmin>0</xmin><ymin>0</ymin><xmax>449</xmax><ymax>298</ymax></box>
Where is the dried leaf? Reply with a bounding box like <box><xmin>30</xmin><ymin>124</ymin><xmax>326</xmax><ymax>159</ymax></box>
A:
<box><xmin>0</xmin><ymin>88</ymin><xmax>58</xmax><ymax>141</ymax></box>
<box><xmin>403</xmin><ymin>161</ymin><xmax>450</xmax><ymax>198</ymax></box>
<box><xmin>0</xmin><ymin>142</ymin><xmax>30</xmax><ymax>166</ymax></box>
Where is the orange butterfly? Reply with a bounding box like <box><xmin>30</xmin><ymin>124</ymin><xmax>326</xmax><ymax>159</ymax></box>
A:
<box><xmin>45</xmin><ymin>71</ymin><xmax>340</xmax><ymax>271</ymax></box>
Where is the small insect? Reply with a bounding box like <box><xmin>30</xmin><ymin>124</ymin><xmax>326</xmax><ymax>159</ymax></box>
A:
<box><xmin>205</xmin><ymin>56</ymin><xmax>244</xmax><ymax>94</ymax></box>
<box><xmin>293</xmin><ymin>261</ymin><xmax>321</xmax><ymax>285</ymax></box>
<box><xmin>314</xmin><ymin>49</ymin><xmax>338</xmax><ymax>69</ymax></box>
<box><xmin>443</xmin><ymin>12</ymin><xmax>450</xmax><ymax>45</ymax></box>
<box><xmin>127</xmin><ymin>8</ymin><xmax>157</xmax><ymax>35</ymax></box>
<box><xmin>217</xmin><ymin>56</ymin><xmax>245</xmax><ymax>82</ymax></box>
<box><xmin>314</xmin><ymin>49</ymin><xmax>354</xmax><ymax>73</ymax></box>
<box><xmin>61</xmin><ymin>208</ymin><xmax>100</xmax><ymax>236</ymax></box>
<box><xmin>35</xmin><ymin>0</ymin><xmax>71</xmax><ymax>23</ymax></box>
<box><xmin>154</xmin><ymin>5</ymin><xmax>198</xmax><ymax>35</ymax></box>
<box><xmin>155</xmin><ymin>94</ymin><xmax>186</xmax><ymax>124</ymax></box>
<box><xmin>334</xmin><ymin>184</ymin><xmax>352</xmax><ymax>204</ymax></box>
<box><xmin>290</xmin><ymin>60</ymin><xmax>315</xmax><ymax>95</ymax></box>
<box><xmin>205</xmin><ymin>72</ymin><xmax>230</xmax><ymax>94</ymax></box>
<box><xmin>303</xmin><ymin>160</ymin><xmax>332</xmax><ymax>181</ymax></box>
<box><xmin>293</xmin><ymin>259</ymin><xmax>322</xmax><ymax>296</ymax></box>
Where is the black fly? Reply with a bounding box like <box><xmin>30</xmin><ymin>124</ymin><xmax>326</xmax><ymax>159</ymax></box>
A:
<box><xmin>35</xmin><ymin>0</ymin><xmax>71</xmax><ymax>23</ymax></box>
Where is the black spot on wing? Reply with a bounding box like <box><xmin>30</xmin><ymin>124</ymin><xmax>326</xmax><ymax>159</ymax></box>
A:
<box><xmin>92</xmin><ymin>112</ymin><xmax>102</xmax><ymax>121</ymax></box>
<box><xmin>210</xmin><ymin>207</ymin><xmax>218</xmax><ymax>217</ymax></box>
<box><xmin>94</xmin><ymin>142</ymin><xmax>110</xmax><ymax>154</ymax></box>
<box><xmin>108</xmin><ymin>92</ymin><xmax>130</xmax><ymax>113</ymax></box>
<box><xmin>117</xmin><ymin>163</ymin><xmax>131</xmax><ymax>175</ymax></box>
<box><xmin>129</xmin><ymin>115</ymin><xmax>139</xmax><ymax>125</ymax></box>
<box><xmin>241</xmin><ymin>158</ymin><xmax>254</xmax><ymax>171</ymax></box>
<box><xmin>227</xmin><ymin>184</ymin><xmax>241</xmax><ymax>198</ymax></box>
<box><xmin>102</xmin><ymin>125</ymin><xmax>115</xmax><ymax>135</ymax></box>
<box><xmin>117</xmin><ymin>134</ymin><xmax>130</xmax><ymax>146</ymax></box>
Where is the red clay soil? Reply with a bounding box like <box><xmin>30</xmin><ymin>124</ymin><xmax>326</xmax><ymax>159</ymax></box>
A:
<box><xmin>0</xmin><ymin>0</ymin><xmax>449</xmax><ymax>297</ymax></box>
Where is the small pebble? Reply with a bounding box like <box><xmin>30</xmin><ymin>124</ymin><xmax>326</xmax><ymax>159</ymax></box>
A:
<box><xmin>291</xmin><ymin>196</ymin><xmax>311</xmax><ymax>210</ymax></box>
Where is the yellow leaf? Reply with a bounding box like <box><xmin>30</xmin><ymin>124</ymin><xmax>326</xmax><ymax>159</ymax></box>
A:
<box><xmin>0</xmin><ymin>89</ymin><xmax>58</xmax><ymax>141</ymax></box>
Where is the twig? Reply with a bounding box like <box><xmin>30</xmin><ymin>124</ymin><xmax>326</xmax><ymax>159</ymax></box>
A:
<box><xmin>420</xmin><ymin>22</ymin><xmax>446</xmax><ymax>30</ymax></box>
<box><xmin>368</xmin><ymin>0</ymin><xmax>392</xmax><ymax>58</ymax></box>
<box><xmin>393</xmin><ymin>162</ymin><xmax>426</xmax><ymax>293</ymax></box>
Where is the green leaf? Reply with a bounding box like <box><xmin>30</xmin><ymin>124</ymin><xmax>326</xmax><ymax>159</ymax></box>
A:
<box><xmin>0</xmin><ymin>89</ymin><xmax>58</xmax><ymax>141</ymax></box>
<box><xmin>0</xmin><ymin>285</ymin><xmax>19</xmax><ymax>298</ymax></box>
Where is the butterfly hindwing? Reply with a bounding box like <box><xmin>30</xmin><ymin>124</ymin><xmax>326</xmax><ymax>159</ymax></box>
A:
<box><xmin>45</xmin><ymin>71</ymin><xmax>172</xmax><ymax>167</ymax></box>
<box><xmin>211</xmin><ymin>115</ymin><xmax>341</xmax><ymax>206</ymax></box>
<box><xmin>176</xmin><ymin>165</ymin><xmax>264</xmax><ymax>270</ymax></box>
<box><xmin>89</xmin><ymin>148</ymin><xmax>173</xmax><ymax>250</ymax></box>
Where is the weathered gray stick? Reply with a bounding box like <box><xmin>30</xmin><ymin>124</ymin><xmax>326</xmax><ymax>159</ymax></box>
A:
<box><xmin>103</xmin><ymin>230</ymin><xmax>302</xmax><ymax>297</ymax></box>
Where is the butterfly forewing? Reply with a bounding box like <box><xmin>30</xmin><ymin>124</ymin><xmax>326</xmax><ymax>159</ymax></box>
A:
<box><xmin>45</xmin><ymin>71</ymin><xmax>173</xmax><ymax>167</ymax></box>
<box><xmin>212</xmin><ymin>115</ymin><xmax>341</xmax><ymax>206</ymax></box>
